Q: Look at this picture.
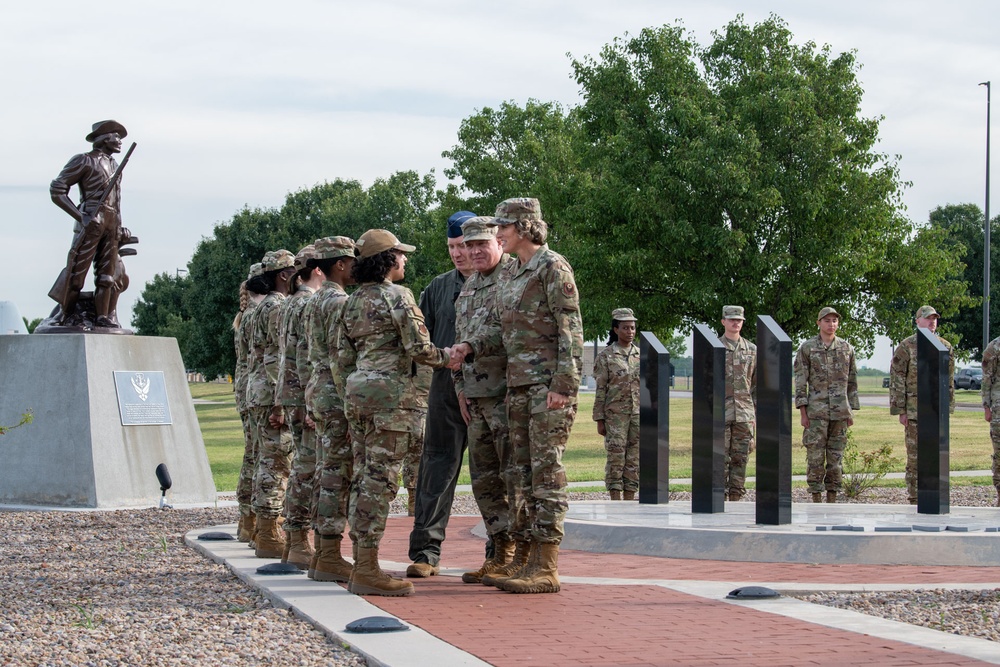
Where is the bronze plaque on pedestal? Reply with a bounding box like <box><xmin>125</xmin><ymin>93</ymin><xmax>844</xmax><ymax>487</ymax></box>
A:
<box><xmin>113</xmin><ymin>371</ymin><xmax>172</xmax><ymax>425</ymax></box>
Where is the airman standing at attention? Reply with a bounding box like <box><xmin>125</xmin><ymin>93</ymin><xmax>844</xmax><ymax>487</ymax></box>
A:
<box><xmin>247</xmin><ymin>249</ymin><xmax>297</xmax><ymax>559</ymax></box>
<box><xmin>302</xmin><ymin>236</ymin><xmax>357</xmax><ymax>581</ymax></box>
<box><xmin>794</xmin><ymin>307</ymin><xmax>860</xmax><ymax>503</ymax></box>
<box><xmin>980</xmin><ymin>333</ymin><xmax>1000</xmax><ymax>507</ymax></box>
<box><xmin>593</xmin><ymin>308</ymin><xmax>640</xmax><ymax>501</ymax></box>
<box><xmin>274</xmin><ymin>244</ymin><xmax>322</xmax><ymax>569</ymax></box>
<box><xmin>890</xmin><ymin>305</ymin><xmax>955</xmax><ymax>504</ymax></box>
<box><xmin>719</xmin><ymin>306</ymin><xmax>756</xmax><ymax>501</ymax></box>
<box><xmin>234</xmin><ymin>262</ymin><xmax>265</xmax><ymax>542</ymax></box>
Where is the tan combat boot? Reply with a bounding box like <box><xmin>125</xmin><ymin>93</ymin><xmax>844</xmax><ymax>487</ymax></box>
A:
<box><xmin>826</xmin><ymin>491</ymin><xmax>838</xmax><ymax>504</ymax></box>
<box><xmin>462</xmin><ymin>533</ymin><xmax>515</xmax><ymax>584</ymax></box>
<box><xmin>482</xmin><ymin>540</ymin><xmax>532</xmax><ymax>588</ymax></box>
<box><xmin>254</xmin><ymin>517</ymin><xmax>285</xmax><ymax>559</ymax></box>
<box><xmin>307</xmin><ymin>532</ymin><xmax>321</xmax><ymax>579</ymax></box>
<box><xmin>503</xmin><ymin>542</ymin><xmax>561</xmax><ymax>594</ymax></box>
<box><xmin>286</xmin><ymin>529</ymin><xmax>314</xmax><ymax>570</ymax></box>
<box><xmin>348</xmin><ymin>546</ymin><xmax>414</xmax><ymax>596</ymax></box>
<box><xmin>623</xmin><ymin>490</ymin><xmax>636</xmax><ymax>501</ymax></box>
<box><xmin>811</xmin><ymin>492</ymin><xmax>823</xmax><ymax>503</ymax></box>
<box><xmin>728</xmin><ymin>491</ymin><xmax>741</xmax><ymax>502</ymax></box>
<box><xmin>609</xmin><ymin>490</ymin><xmax>622</xmax><ymax>501</ymax></box>
<box><xmin>406</xmin><ymin>561</ymin><xmax>439</xmax><ymax>578</ymax></box>
<box><xmin>314</xmin><ymin>535</ymin><xmax>354</xmax><ymax>582</ymax></box>
<box><xmin>237</xmin><ymin>513</ymin><xmax>256</xmax><ymax>542</ymax></box>
<box><xmin>407</xmin><ymin>488</ymin><xmax>416</xmax><ymax>517</ymax></box>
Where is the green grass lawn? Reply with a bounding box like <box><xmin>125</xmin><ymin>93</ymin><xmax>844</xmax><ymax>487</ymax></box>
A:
<box><xmin>190</xmin><ymin>383</ymin><xmax>996</xmax><ymax>492</ymax></box>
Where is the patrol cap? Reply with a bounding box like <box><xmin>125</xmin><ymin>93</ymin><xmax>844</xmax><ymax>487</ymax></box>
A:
<box><xmin>247</xmin><ymin>262</ymin><xmax>263</xmax><ymax>281</ymax></box>
<box><xmin>448</xmin><ymin>211</ymin><xmax>476</xmax><ymax>238</ymax></box>
<box><xmin>817</xmin><ymin>306</ymin><xmax>840</xmax><ymax>320</ymax></box>
<box><xmin>612</xmin><ymin>307</ymin><xmax>637</xmax><ymax>322</ymax></box>
<box><xmin>294</xmin><ymin>244</ymin><xmax>317</xmax><ymax>272</ymax></box>
<box><xmin>261</xmin><ymin>249</ymin><xmax>295</xmax><ymax>272</ymax></box>
<box><xmin>356</xmin><ymin>229</ymin><xmax>416</xmax><ymax>259</ymax></box>
<box><xmin>460</xmin><ymin>216</ymin><xmax>498</xmax><ymax>242</ymax></box>
<box><xmin>314</xmin><ymin>235</ymin><xmax>357</xmax><ymax>260</ymax></box>
<box><xmin>494</xmin><ymin>198</ymin><xmax>543</xmax><ymax>225</ymax></box>
<box><xmin>722</xmin><ymin>305</ymin><xmax>745</xmax><ymax>320</ymax></box>
<box><xmin>915</xmin><ymin>305</ymin><xmax>939</xmax><ymax>319</ymax></box>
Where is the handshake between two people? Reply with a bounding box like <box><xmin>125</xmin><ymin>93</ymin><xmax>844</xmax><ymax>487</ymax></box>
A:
<box><xmin>441</xmin><ymin>342</ymin><xmax>571</xmax><ymax>411</ymax></box>
<box><xmin>443</xmin><ymin>342</ymin><xmax>473</xmax><ymax>371</ymax></box>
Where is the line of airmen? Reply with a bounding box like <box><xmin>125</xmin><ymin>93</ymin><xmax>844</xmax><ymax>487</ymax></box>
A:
<box><xmin>720</xmin><ymin>303</ymin><xmax>964</xmax><ymax>506</ymax></box>
<box><xmin>232</xmin><ymin>196</ymin><xmax>584</xmax><ymax>597</ymax></box>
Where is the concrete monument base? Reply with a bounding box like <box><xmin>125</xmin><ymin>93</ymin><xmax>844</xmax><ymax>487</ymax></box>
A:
<box><xmin>565</xmin><ymin>499</ymin><xmax>1000</xmax><ymax>566</ymax></box>
<box><xmin>0</xmin><ymin>334</ymin><xmax>216</xmax><ymax>508</ymax></box>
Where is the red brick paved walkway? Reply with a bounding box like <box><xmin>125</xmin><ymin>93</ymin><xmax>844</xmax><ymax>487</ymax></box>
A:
<box><xmin>355</xmin><ymin>516</ymin><xmax>1000</xmax><ymax>667</ymax></box>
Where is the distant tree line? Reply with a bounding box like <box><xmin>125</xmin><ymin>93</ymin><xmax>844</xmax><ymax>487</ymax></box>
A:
<box><xmin>133</xmin><ymin>14</ymin><xmax>984</xmax><ymax>378</ymax></box>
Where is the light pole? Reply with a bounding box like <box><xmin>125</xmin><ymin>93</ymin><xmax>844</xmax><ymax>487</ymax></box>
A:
<box><xmin>981</xmin><ymin>81</ymin><xmax>991</xmax><ymax>353</ymax></box>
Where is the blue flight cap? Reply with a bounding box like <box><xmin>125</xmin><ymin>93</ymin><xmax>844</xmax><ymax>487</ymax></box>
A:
<box><xmin>447</xmin><ymin>210</ymin><xmax>477</xmax><ymax>238</ymax></box>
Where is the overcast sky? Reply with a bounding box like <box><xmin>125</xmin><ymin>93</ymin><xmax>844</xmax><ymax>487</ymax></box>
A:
<box><xmin>1</xmin><ymin>1</ymin><xmax>997</xmax><ymax>369</ymax></box>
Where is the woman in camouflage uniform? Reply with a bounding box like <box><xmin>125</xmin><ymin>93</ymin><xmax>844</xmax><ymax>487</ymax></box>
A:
<box><xmin>234</xmin><ymin>264</ymin><xmax>265</xmax><ymax>541</ymax></box>
<box><xmin>333</xmin><ymin>229</ymin><xmax>452</xmax><ymax>597</ymax></box>
<box><xmin>453</xmin><ymin>197</ymin><xmax>584</xmax><ymax>595</ymax></box>
<box><xmin>593</xmin><ymin>308</ymin><xmax>640</xmax><ymax>501</ymax></box>
<box><xmin>247</xmin><ymin>250</ymin><xmax>297</xmax><ymax>559</ymax></box>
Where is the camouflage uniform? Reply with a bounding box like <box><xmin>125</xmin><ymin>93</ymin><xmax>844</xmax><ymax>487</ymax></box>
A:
<box><xmin>402</xmin><ymin>365</ymin><xmax>430</xmax><ymax>492</ymax></box>
<box><xmin>981</xmin><ymin>336</ymin><xmax>1000</xmax><ymax>492</ymax></box>
<box><xmin>304</xmin><ymin>278</ymin><xmax>352</xmax><ymax>538</ymax></box>
<box><xmin>333</xmin><ymin>281</ymin><xmax>449</xmax><ymax>550</ymax></box>
<box><xmin>247</xmin><ymin>251</ymin><xmax>295</xmax><ymax>520</ymax></box>
<box><xmin>889</xmin><ymin>329</ymin><xmax>955</xmax><ymax>502</ymax></box>
<box><xmin>455</xmin><ymin>253</ymin><xmax>523</xmax><ymax>539</ymax></box>
<box><xmin>593</xmin><ymin>340</ymin><xmax>640</xmax><ymax>494</ymax></box>
<box><xmin>276</xmin><ymin>282</ymin><xmax>317</xmax><ymax>532</ymax></box>
<box><xmin>234</xmin><ymin>297</ymin><xmax>258</xmax><ymax>517</ymax></box>
<box><xmin>721</xmin><ymin>335</ymin><xmax>756</xmax><ymax>498</ymax></box>
<box><xmin>794</xmin><ymin>335</ymin><xmax>860</xmax><ymax>493</ymax></box>
<box><xmin>467</xmin><ymin>245</ymin><xmax>583</xmax><ymax>545</ymax></box>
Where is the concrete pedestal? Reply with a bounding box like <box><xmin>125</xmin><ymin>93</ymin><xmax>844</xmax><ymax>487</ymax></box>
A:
<box><xmin>0</xmin><ymin>334</ymin><xmax>216</xmax><ymax>508</ymax></box>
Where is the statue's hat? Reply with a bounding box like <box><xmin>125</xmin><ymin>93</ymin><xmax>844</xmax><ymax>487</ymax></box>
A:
<box><xmin>86</xmin><ymin>120</ymin><xmax>128</xmax><ymax>142</ymax></box>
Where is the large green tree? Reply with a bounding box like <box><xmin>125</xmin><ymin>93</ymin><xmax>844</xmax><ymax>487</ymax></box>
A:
<box><xmin>180</xmin><ymin>172</ymin><xmax>449</xmax><ymax>379</ymax></box>
<box><xmin>131</xmin><ymin>271</ymin><xmax>195</xmax><ymax>361</ymax></box>
<box><xmin>442</xmin><ymin>100</ymin><xmax>582</xmax><ymax>222</ymax></box>
<box><xmin>927</xmin><ymin>203</ymin><xmax>1000</xmax><ymax>359</ymax></box>
<box><xmin>443</xmin><ymin>16</ymin><xmax>969</xmax><ymax>353</ymax></box>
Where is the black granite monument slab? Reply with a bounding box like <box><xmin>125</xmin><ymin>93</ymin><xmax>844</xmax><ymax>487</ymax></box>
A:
<box><xmin>755</xmin><ymin>315</ymin><xmax>792</xmax><ymax>525</ymax></box>
<box><xmin>692</xmin><ymin>323</ymin><xmax>725</xmax><ymax>513</ymax></box>
<box><xmin>916</xmin><ymin>327</ymin><xmax>950</xmax><ymax>515</ymax></box>
<box><xmin>639</xmin><ymin>331</ymin><xmax>670</xmax><ymax>504</ymax></box>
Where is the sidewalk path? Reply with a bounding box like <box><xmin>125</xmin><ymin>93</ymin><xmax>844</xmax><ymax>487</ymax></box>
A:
<box><xmin>191</xmin><ymin>515</ymin><xmax>1000</xmax><ymax>667</ymax></box>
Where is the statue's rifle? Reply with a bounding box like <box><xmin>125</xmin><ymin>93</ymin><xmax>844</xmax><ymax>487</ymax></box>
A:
<box><xmin>89</xmin><ymin>141</ymin><xmax>137</xmax><ymax>217</ymax></box>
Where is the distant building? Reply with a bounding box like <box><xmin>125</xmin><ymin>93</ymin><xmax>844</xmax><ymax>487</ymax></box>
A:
<box><xmin>0</xmin><ymin>301</ymin><xmax>28</xmax><ymax>334</ymax></box>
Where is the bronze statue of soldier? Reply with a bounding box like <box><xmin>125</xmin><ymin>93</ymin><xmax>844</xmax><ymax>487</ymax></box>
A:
<box><xmin>37</xmin><ymin>120</ymin><xmax>138</xmax><ymax>333</ymax></box>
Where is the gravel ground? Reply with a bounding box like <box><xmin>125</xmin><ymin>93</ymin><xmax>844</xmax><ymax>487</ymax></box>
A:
<box><xmin>0</xmin><ymin>508</ymin><xmax>366</xmax><ymax>667</ymax></box>
<box><xmin>1</xmin><ymin>486</ymin><xmax>997</xmax><ymax>666</ymax></box>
